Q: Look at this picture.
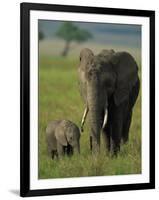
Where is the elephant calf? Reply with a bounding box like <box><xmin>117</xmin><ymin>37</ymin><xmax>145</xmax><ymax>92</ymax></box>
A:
<box><xmin>46</xmin><ymin>120</ymin><xmax>80</xmax><ymax>159</ymax></box>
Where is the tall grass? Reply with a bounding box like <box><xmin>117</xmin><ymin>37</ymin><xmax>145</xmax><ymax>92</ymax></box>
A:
<box><xmin>38</xmin><ymin>55</ymin><xmax>141</xmax><ymax>179</ymax></box>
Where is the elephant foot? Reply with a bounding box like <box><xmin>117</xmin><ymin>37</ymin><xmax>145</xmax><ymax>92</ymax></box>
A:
<box><xmin>67</xmin><ymin>144</ymin><xmax>73</xmax><ymax>156</ymax></box>
<box><xmin>110</xmin><ymin>145</ymin><xmax>120</xmax><ymax>157</ymax></box>
<box><xmin>122</xmin><ymin>136</ymin><xmax>129</xmax><ymax>144</ymax></box>
<box><xmin>109</xmin><ymin>139</ymin><xmax>120</xmax><ymax>157</ymax></box>
<box><xmin>51</xmin><ymin>150</ymin><xmax>58</xmax><ymax>160</ymax></box>
<box><xmin>102</xmin><ymin>131</ymin><xmax>111</xmax><ymax>152</ymax></box>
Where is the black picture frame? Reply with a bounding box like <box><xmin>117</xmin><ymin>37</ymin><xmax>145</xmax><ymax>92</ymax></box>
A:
<box><xmin>20</xmin><ymin>2</ymin><xmax>155</xmax><ymax>197</ymax></box>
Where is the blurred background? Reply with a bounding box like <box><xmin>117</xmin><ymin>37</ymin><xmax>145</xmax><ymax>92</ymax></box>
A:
<box><xmin>39</xmin><ymin>20</ymin><xmax>141</xmax><ymax>62</ymax></box>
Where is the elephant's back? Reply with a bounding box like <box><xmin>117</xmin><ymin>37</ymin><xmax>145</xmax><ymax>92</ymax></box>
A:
<box><xmin>59</xmin><ymin>120</ymin><xmax>79</xmax><ymax>130</ymax></box>
<box><xmin>113</xmin><ymin>51</ymin><xmax>138</xmax><ymax>71</ymax></box>
<box><xmin>46</xmin><ymin>120</ymin><xmax>61</xmax><ymax>134</ymax></box>
<box><xmin>59</xmin><ymin>120</ymin><xmax>80</xmax><ymax>137</ymax></box>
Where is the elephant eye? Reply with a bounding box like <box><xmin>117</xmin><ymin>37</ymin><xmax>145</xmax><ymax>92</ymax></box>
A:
<box><xmin>79</xmin><ymin>57</ymin><xmax>81</xmax><ymax>61</ymax></box>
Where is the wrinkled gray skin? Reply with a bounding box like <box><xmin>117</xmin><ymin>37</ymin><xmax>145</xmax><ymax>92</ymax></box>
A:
<box><xmin>46</xmin><ymin>120</ymin><xmax>80</xmax><ymax>159</ymax></box>
<box><xmin>78</xmin><ymin>48</ymin><xmax>140</xmax><ymax>155</ymax></box>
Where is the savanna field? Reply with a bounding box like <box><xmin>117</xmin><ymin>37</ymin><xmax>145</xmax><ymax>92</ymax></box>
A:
<box><xmin>38</xmin><ymin>42</ymin><xmax>141</xmax><ymax>179</ymax></box>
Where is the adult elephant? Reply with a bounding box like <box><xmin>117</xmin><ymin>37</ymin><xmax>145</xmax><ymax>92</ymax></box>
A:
<box><xmin>78</xmin><ymin>48</ymin><xmax>140</xmax><ymax>155</ymax></box>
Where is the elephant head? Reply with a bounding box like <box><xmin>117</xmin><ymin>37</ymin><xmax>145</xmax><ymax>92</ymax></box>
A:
<box><xmin>55</xmin><ymin>120</ymin><xmax>80</xmax><ymax>154</ymax></box>
<box><xmin>78</xmin><ymin>48</ymin><xmax>139</xmax><ymax>154</ymax></box>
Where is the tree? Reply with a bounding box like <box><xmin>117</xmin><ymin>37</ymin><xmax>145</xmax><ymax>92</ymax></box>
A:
<box><xmin>39</xmin><ymin>31</ymin><xmax>45</xmax><ymax>40</ymax></box>
<box><xmin>56</xmin><ymin>22</ymin><xmax>92</xmax><ymax>56</ymax></box>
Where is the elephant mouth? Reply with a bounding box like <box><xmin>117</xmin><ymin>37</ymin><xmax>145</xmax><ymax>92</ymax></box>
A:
<box><xmin>80</xmin><ymin>107</ymin><xmax>108</xmax><ymax>131</ymax></box>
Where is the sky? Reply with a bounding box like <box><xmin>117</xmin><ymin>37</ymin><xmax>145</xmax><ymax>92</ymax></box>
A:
<box><xmin>39</xmin><ymin>20</ymin><xmax>141</xmax><ymax>49</ymax></box>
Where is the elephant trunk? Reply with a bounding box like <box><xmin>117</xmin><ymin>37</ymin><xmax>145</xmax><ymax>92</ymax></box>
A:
<box><xmin>87</xmin><ymin>72</ymin><xmax>102</xmax><ymax>153</ymax></box>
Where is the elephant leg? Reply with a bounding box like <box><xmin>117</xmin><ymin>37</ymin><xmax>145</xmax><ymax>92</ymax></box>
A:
<box><xmin>51</xmin><ymin>150</ymin><xmax>54</xmax><ymax>159</ymax></box>
<box><xmin>63</xmin><ymin>146</ymin><xmax>68</xmax><ymax>155</ymax></box>
<box><xmin>122</xmin><ymin>109</ymin><xmax>132</xmax><ymax>143</ymax></box>
<box><xmin>67</xmin><ymin>144</ymin><xmax>73</xmax><ymax>156</ymax></box>
<box><xmin>57</xmin><ymin>142</ymin><xmax>64</xmax><ymax>157</ymax></box>
<box><xmin>47</xmin><ymin>143</ymin><xmax>57</xmax><ymax>159</ymax></box>
<box><xmin>51</xmin><ymin>150</ymin><xmax>58</xmax><ymax>159</ymax></box>
<box><xmin>110</xmin><ymin>105</ymin><xmax>124</xmax><ymax>155</ymax></box>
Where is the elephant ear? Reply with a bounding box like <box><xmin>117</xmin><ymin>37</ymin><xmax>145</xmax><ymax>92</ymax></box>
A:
<box><xmin>55</xmin><ymin>122</ymin><xmax>67</xmax><ymax>146</ymax></box>
<box><xmin>111</xmin><ymin>52</ymin><xmax>139</xmax><ymax>106</ymax></box>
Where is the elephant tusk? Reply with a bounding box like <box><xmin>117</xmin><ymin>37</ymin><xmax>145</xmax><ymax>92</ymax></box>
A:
<box><xmin>81</xmin><ymin>107</ymin><xmax>89</xmax><ymax>132</ymax></box>
<box><xmin>102</xmin><ymin>109</ymin><xmax>108</xmax><ymax>129</ymax></box>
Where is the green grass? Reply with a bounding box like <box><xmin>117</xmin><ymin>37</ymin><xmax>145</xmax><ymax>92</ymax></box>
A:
<box><xmin>38</xmin><ymin>55</ymin><xmax>141</xmax><ymax>179</ymax></box>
